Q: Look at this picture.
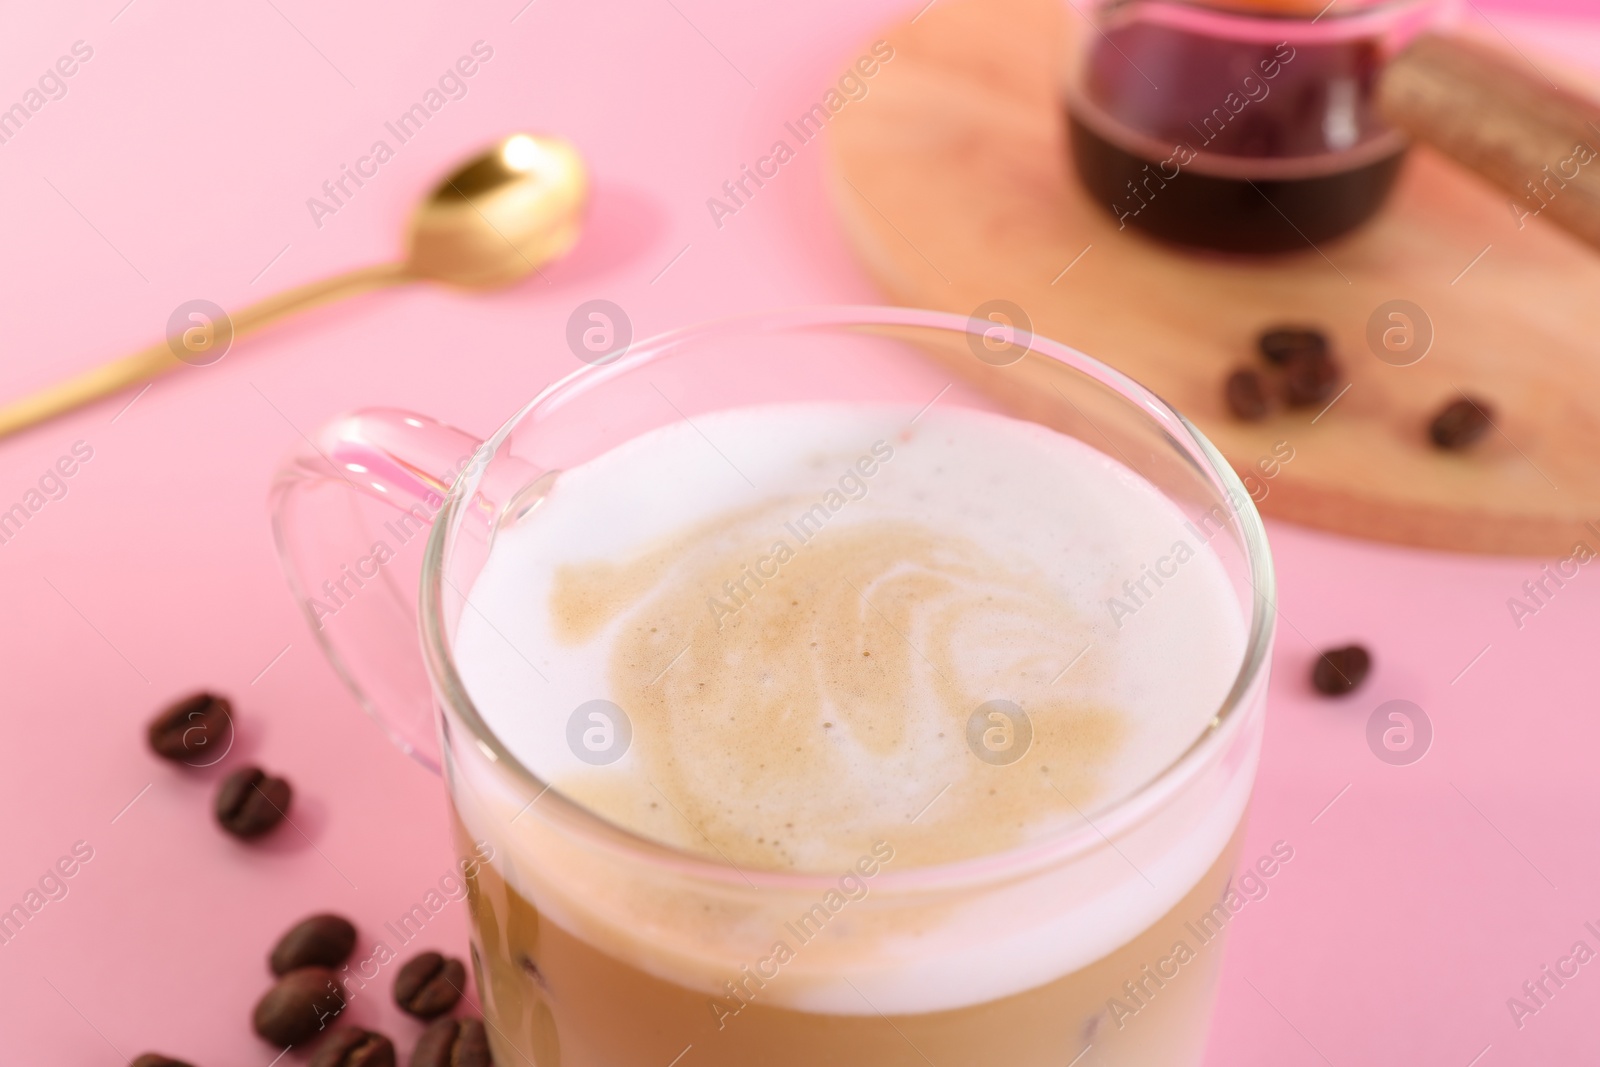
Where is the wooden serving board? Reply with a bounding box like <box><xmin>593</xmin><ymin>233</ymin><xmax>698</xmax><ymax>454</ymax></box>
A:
<box><xmin>828</xmin><ymin>0</ymin><xmax>1600</xmax><ymax>555</ymax></box>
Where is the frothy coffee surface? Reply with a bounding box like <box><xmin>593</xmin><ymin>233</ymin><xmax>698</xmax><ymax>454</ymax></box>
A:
<box><xmin>456</xmin><ymin>404</ymin><xmax>1246</xmax><ymax>874</ymax></box>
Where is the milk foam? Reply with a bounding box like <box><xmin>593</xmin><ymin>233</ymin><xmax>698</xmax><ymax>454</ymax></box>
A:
<box><xmin>452</xmin><ymin>402</ymin><xmax>1256</xmax><ymax>1012</ymax></box>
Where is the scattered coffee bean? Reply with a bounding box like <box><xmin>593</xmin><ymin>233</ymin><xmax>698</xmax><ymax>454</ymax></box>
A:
<box><xmin>308</xmin><ymin>1028</ymin><xmax>395</xmax><ymax>1067</ymax></box>
<box><xmin>131</xmin><ymin>1055</ymin><xmax>197</xmax><ymax>1067</ymax></box>
<box><xmin>1312</xmin><ymin>645</ymin><xmax>1371</xmax><ymax>696</ymax></box>
<box><xmin>1429</xmin><ymin>397</ymin><xmax>1492</xmax><ymax>450</ymax></box>
<box><xmin>1283</xmin><ymin>348</ymin><xmax>1341</xmax><ymax>407</ymax></box>
<box><xmin>1258</xmin><ymin>326</ymin><xmax>1328</xmax><ymax>366</ymax></box>
<box><xmin>215</xmin><ymin>765</ymin><xmax>292</xmax><ymax>839</ymax></box>
<box><xmin>413</xmin><ymin>1017</ymin><xmax>493</xmax><ymax>1067</ymax></box>
<box><xmin>1224</xmin><ymin>369</ymin><xmax>1269</xmax><ymax>421</ymax></box>
<box><xmin>253</xmin><ymin>966</ymin><xmax>344</xmax><ymax>1046</ymax></box>
<box><xmin>393</xmin><ymin>951</ymin><xmax>466</xmax><ymax>1019</ymax></box>
<box><xmin>147</xmin><ymin>692</ymin><xmax>233</xmax><ymax>764</ymax></box>
<box><xmin>271</xmin><ymin>914</ymin><xmax>358</xmax><ymax>976</ymax></box>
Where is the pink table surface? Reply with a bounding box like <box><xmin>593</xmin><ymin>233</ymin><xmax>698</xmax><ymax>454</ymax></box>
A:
<box><xmin>2</xmin><ymin>1</ymin><xmax>1598</xmax><ymax>1064</ymax></box>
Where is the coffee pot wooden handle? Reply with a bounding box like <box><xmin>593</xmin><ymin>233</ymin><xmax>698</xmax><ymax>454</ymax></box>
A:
<box><xmin>1379</xmin><ymin>33</ymin><xmax>1600</xmax><ymax>251</ymax></box>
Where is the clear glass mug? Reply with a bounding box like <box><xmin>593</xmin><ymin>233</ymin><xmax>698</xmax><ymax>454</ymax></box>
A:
<box><xmin>271</xmin><ymin>306</ymin><xmax>1274</xmax><ymax>1066</ymax></box>
<box><xmin>1063</xmin><ymin>0</ymin><xmax>1444</xmax><ymax>251</ymax></box>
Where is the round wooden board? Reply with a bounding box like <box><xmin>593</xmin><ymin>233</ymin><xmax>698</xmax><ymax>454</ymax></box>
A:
<box><xmin>828</xmin><ymin>0</ymin><xmax>1600</xmax><ymax>556</ymax></box>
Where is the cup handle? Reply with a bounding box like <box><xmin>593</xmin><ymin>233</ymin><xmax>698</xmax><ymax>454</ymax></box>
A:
<box><xmin>269</xmin><ymin>408</ymin><xmax>487</xmax><ymax>775</ymax></box>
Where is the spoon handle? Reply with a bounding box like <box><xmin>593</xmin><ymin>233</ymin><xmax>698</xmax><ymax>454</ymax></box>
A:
<box><xmin>0</xmin><ymin>261</ymin><xmax>410</xmax><ymax>441</ymax></box>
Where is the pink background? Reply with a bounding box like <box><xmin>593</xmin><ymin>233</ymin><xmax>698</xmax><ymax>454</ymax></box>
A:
<box><xmin>2</xmin><ymin>0</ymin><xmax>1598</xmax><ymax>1064</ymax></box>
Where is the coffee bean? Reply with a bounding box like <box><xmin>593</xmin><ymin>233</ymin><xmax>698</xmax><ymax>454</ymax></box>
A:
<box><xmin>271</xmin><ymin>914</ymin><xmax>358</xmax><ymax>976</ymax></box>
<box><xmin>147</xmin><ymin>692</ymin><xmax>233</xmax><ymax>764</ymax></box>
<box><xmin>413</xmin><ymin>1018</ymin><xmax>493</xmax><ymax>1067</ymax></box>
<box><xmin>1430</xmin><ymin>397</ymin><xmax>1492</xmax><ymax>450</ymax></box>
<box><xmin>308</xmin><ymin>1028</ymin><xmax>395</xmax><ymax>1067</ymax></box>
<box><xmin>1283</xmin><ymin>348</ymin><xmax>1341</xmax><ymax>407</ymax></box>
<box><xmin>1312</xmin><ymin>645</ymin><xmax>1371</xmax><ymax>696</ymax></box>
<box><xmin>1258</xmin><ymin>326</ymin><xmax>1327</xmax><ymax>366</ymax></box>
<box><xmin>253</xmin><ymin>966</ymin><xmax>344</xmax><ymax>1046</ymax></box>
<box><xmin>393</xmin><ymin>951</ymin><xmax>466</xmax><ymax>1019</ymax></box>
<box><xmin>1224</xmin><ymin>369</ymin><xmax>1269</xmax><ymax>421</ymax></box>
<box><xmin>215</xmin><ymin>765</ymin><xmax>292</xmax><ymax>839</ymax></box>
<box><xmin>131</xmin><ymin>1055</ymin><xmax>197</xmax><ymax>1067</ymax></box>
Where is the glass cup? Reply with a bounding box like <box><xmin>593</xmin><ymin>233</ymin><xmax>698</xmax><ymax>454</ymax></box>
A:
<box><xmin>1063</xmin><ymin>0</ymin><xmax>1443</xmax><ymax>252</ymax></box>
<box><xmin>271</xmin><ymin>305</ymin><xmax>1275</xmax><ymax>1066</ymax></box>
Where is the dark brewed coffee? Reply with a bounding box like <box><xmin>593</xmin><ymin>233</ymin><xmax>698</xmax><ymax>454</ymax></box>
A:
<box><xmin>1067</xmin><ymin>14</ymin><xmax>1407</xmax><ymax>252</ymax></box>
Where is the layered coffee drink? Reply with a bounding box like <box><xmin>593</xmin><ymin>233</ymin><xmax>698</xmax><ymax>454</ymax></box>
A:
<box><xmin>448</xmin><ymin>403</ymin><xmax>1259</xmax><ymax>1066</ymax></box>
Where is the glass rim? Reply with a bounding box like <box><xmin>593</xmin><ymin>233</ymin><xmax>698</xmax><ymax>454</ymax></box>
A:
<box><xmin>419</xmin><ymin>304</ymin><xmax>1276</xmax><ymax>893</ymax></box>
<box><xmin>1094</xmin><ymin>0</ymin><xmax>1439</xmax><ymax>29</ymax></box>
<box><xmin>1072</xmin><ymin>0</ymin><xmax>1445</xmax><ymax>54</ymax></box>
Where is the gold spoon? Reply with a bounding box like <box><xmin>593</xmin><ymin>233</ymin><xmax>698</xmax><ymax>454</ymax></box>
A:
<box><xmin>0</xmin><ymin>133</ymin><xmax>588</xmax><ymax>440</ymax></box>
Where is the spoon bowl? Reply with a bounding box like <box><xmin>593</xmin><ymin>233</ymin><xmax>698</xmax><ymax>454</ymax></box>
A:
<box><xmin>408</xmin><ymin>133</ymin><xmax>589</xmax><ymax>289</ymax></box>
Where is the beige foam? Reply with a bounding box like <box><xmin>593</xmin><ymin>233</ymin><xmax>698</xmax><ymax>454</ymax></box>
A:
<box><xmin>550</xmin><ymin>497</ymin><xmax>1124</xmax><ymax>871</ymax></box>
